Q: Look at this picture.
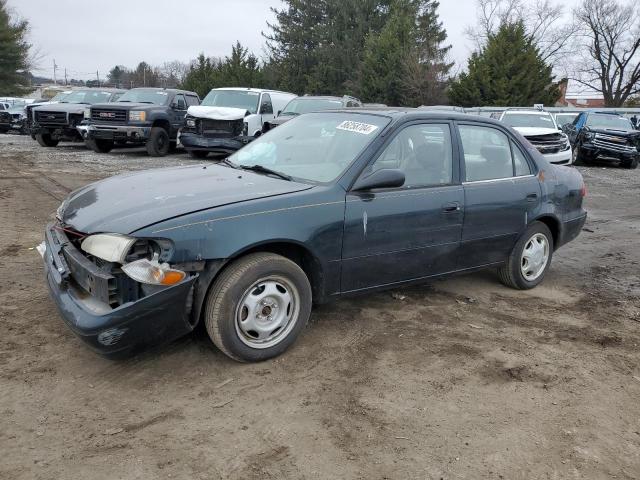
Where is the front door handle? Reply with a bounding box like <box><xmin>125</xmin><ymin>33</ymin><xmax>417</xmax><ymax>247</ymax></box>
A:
<box><xmin>442</xmin><ymin>202</ymin><xmax>461</xmax><ymax>213</ymax></box>
<box><xmin>526</xmin><ymin>193</ymin><xmax>538</xmax><ymax>202</ymax></box>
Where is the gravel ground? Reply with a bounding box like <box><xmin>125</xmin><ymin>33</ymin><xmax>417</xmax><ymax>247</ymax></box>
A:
<box><xmin>1</xmin><ymin>134</ymin><xmax>639</xmax><ymax>480</ymax></box>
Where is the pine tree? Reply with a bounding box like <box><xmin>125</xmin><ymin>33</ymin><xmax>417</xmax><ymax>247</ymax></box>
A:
<box><xmin>0</xmin><ymin>0</ymin><xmax>31</xmax><ymax>96</ymax></box>
<box><xmin>448</xmin><ymin>21</ymin><xmax>560</xmax><ymax>107</ymax></box>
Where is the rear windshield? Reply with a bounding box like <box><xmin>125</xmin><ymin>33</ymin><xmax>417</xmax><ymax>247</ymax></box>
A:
<box><xmin>280</xmin><ymin>98</ymin><xmax>344</xmax><ymax>116</ymax></box>
<box><xmin>586</xmin><ymin>114</ymin><xmax>633</xmax><ymax>130</ymax></box>
<box><xmin>201</xmin><ymin>90</ymin><xmax>261</xmax><ymax>113</ymax></box>
<box><xmin>117</xmin><ymin>90</ymin><xmax>170</xmax><ymax>105</ymax></box>
<box><xmin>60</xmin><ymin>90</ymin><xmax>114</xmax><ymax>104</ymax></box>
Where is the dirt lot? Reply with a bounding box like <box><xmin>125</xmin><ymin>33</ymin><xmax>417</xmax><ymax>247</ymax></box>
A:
<box><xmin>1</xmin><ymin>134</ymin><xmax>639</xmax><ymax>480</ymax></box>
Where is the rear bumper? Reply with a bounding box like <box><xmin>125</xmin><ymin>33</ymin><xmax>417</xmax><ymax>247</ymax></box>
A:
<box><xmin>41</xmin><ymin>224</ymin><xmax>197</xmax><ymax>358</ymax></box>
<box><xmin>180</xmin><ymin>132</ymin><xmax>253</xmax><ymax>153</ymax></box>
<box><xmin>558</xmin><ymin>212</ymin><xmax>587</xmax><ymax>248</ymax></box>
<box><xmin>87</xmin><ymin>124</ymin><xmax>151</xmax><ymax>143</ymax></box>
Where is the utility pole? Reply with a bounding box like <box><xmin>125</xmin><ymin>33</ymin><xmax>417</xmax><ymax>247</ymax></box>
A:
<box><xmin>96</xmin><ymin>70</ymin><xmax>100</xmax><ymax>87</ymax></box>
<box><xmin>64</xmin><ymin>68</ymin><xmax>68</xmax><ymax>86</ymax></box>
<box><xmin>53</xmin><ymin>59</ymin><xmax>58</xmax><ymax>84</ymax></box>
<box><xmin>143</xmin><ymin>67</ymin><xmax>146</xmax><ymax>87</ymax></box>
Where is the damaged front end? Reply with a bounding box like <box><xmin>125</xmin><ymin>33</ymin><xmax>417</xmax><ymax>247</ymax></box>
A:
<box><xmin>180</xmin><ymin>107</ymin><xmax>255</xmax><ymax>155</ymax></box>
<box><xmin>40</xmin><ymin>222</ymin><xmax>199</xmax><ymax>358</ymax></box>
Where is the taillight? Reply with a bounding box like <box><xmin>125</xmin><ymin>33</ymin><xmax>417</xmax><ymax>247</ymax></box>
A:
<box><xmin>580</xmin><ymin>184</ymin><xmax>587</xmax><ymax>197</ymax></box>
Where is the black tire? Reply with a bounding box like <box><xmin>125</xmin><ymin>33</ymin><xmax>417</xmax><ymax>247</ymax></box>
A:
<box><xmin>0</xmin><ymin>128</ymin><xmax>9</xmax><ymax>134</ymax></box>
<box><xmin>86</xmin><ymin>138</ymin><xmax>114</xmax><ymax>153</ymax></box>
<box><xmin>35</xmin><ymin>133</ymin><xmax>59</xmax><ymax>147</ymax></box>
<box><xmin>146</xmin><ymin>127</ymin><xmax>170</xmax><ymax>157</ymax></box>
<box><xmin>572</xmin><ymin>145</ymin><xmax>586</xmax><ymax>165</ymax></box>
<box><xmin>189</xmin><ymin>150</ymin><xmax>209</xmax><ymax>159</ymax></box>
<box><xmin>204</xmin><ymin>253</ymin><xmax>312</xmax><ymax>362</ymax></box>
<box><xmin>621</xmin><ymin>157</ymin><xmax>638</xmax><ymax>169</ymax></box>
<box><xmin>497</xmin><ymin>221</ymin><xmax>554</xmax><ymax>290</ymax></box>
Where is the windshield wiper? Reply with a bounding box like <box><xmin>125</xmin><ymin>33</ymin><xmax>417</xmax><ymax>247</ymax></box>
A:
<box><xmin>118</xmin><ymin>100</ymin><xmax>131</xmax><ymax>103</ymax></box>
<box><xmin>219</xmin><ymin>158</ymin><xmax>239</xmax><ymax>169</ymax></box>
<box><xmin>240</xmin><ymin>164</ymin><xmax>292</xmax><ymax>181</ymax></box>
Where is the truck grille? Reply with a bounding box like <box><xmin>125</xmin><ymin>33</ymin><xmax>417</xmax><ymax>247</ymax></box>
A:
<box><xmin>593</xmin><ymin>133</ymin><xmax>637</xmax><ymax>154</ymax></box>
<box><xmin>0</xmin><ymin>112</ymin><xmax>10</xmax><ymax>124</ymax></box>
<box><xmin>200</xmin><ymin>119</ymin><xmax>243</xmax><ymax>138</ymax></box>
<box><xmin>35</xmin><ymin>110</ymin><xmax>67</xmax><ymax>126</ymax></box>
<box><xmin>91</xmin><ymin>108</ymin><xmax>128</xmax><ymax>123</ymax></box>
<box><xmin>525</xmin><ymin>133</ymin><xmax>567</xmax><ymax>155</ymax></box>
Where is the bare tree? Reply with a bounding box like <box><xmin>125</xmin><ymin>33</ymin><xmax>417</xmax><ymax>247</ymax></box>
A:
<box><xmin>572</xmin><ymin>0</ymin><xmax>640</xmax><ymax>106</ymax></box>
<box><xmin>465</xmin><ymin>0</ymin><xmax>577</xmax><ymax>66</ymax></box>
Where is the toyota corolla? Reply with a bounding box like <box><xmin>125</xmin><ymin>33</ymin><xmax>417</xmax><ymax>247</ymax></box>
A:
<box><xmin>40</xmin><ymin>110</ymin><xmax>587</xmax><ymax>362</ymax></box>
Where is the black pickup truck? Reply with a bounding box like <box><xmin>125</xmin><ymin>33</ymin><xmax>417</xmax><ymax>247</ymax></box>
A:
<box><xmin>563</xmin><ymin>111</ymin><xmax>640</xmax><ymax>169</ymax></box>
<box><xmin>86</xmin><ymin>88</ymin><xmax>200</xmax><ymax>157</ymax></box>
<box><xmin>31</xmin><ymin>89</ymin><xmax>124</xmax><ymax>147</ymax></box>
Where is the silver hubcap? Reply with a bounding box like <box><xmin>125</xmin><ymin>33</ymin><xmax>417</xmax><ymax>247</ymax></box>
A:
<box><xmin>521</xmin><ymin>233</ymin><xmax>550</xmax><ymax>281</ymax></box>
<box><xmin>235</xmin><ymin>276</ymin><xmax>300</xmax><ymax>349</ymax></box>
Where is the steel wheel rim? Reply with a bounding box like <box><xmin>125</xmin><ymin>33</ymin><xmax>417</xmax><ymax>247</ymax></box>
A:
<box><xmin>521</xmin><ymin>233</ymin><xmax>550</xmax><ymax>281</ymax></box>
<box><xmin>234</xmin><ymin>276</ymin><xmax>300</xmax><ymax>349</ymax></box>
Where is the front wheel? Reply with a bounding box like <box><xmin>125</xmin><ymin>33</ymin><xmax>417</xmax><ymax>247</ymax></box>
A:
<box><xmin>146</xmin><ymin>127</ymin><xmax>170</xmax><ymax>157</ymax></box>
<box><xmin>497</xmin><ymin>222</ymin><xmax>554</xmax><ymax>290</ymax></box>
<box><xmin>204</xmin><ymin>253</ymin><xmax>312</xmax><ymax>362</ymax></box>
<box><xmin>572</xmin><ymin>146</ymin><xmax>586</xmax><ymax>165</ymax></box>
<box><xmin>86</xmin><ymin>138</ymin><xmax>114</xmax><ymax>153</ymax></box>
<box><xmin>36</xmin><ymin>133</ymin><xmax>59</xmax><ymax>147</ymax></box>
<box><xmin>621</xmin><ymin>157</ymin><xmax>638</xmax><ymax>169</ymax></box>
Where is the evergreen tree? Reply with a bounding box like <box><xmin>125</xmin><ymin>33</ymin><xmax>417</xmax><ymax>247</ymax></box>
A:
<box><xmin>0</xmin><ymin>0</ymin><xmax>31</xmax><ymax>96</ymax></box>
<box><xmin>218</xmin><ymin>42</ymin><xmax>263</xmax><ymax>88</ymax></box>
<box><xmin>449</xmin><ymin>21</ymin><xmax>560</xmax><ymax>107</ymax></box>
<box><xmin>181</xmin><ymin>54</ymin><xmax>220</xmax><ymax>98</ymax></box>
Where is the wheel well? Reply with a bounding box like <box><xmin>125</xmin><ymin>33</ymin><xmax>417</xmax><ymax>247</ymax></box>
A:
<box><xmin>534</xmin><ymin>216</ymin><xmax>560</xmax><ymax>248</ymax></box>
<box><xmin>235</xmin><ymin>242</ymin><xmax>323</xmax><ymax>301</ymax></box>
<box><xmin>152</xmin><ymin>119</ymin><xmax>171</xmax><ymax>132</ymax></box>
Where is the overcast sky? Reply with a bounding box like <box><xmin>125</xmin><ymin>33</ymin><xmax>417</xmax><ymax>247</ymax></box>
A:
<box><xmin>8</xmin><ymin>0</ymin><xmax>579</xmax><ymax>83</ymax></box>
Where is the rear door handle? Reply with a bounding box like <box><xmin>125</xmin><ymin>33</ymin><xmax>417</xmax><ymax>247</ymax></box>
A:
<box><xmin>442</xmin><ymin>202</ymin><xmax>461</xmax><ymax>213</ymax></box>
<box><xmin>526</xmin><ymin>193</ymin><xmax>538</xmax><ymax>202</ymax></box>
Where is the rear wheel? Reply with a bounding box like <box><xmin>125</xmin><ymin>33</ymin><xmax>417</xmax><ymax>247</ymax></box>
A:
<box><xmin>621</xmin><ymin>157</ymin><xmax>638</xmax><ymax>169</ymax></box>
<box><xmin>204</xmin><ymin>253</ymin><xmax>312</xmax><ymax>362</ymax></box>
<box><xmin>189</xmin><ymin>150</ymin><xmax>209</xmax><ymax>159</ymax></box>
<box><xmin>146</xmin><ymin>127</ymin><xmax>170</xmax><ymax>157</ymax></box>
<box><xmin>86</xmin><ymin>138</ymin><xmax>114</xmax><ymax>153</ymax></box>
<box><xmin>35</xmin><ymin>133</ymin><xmax>59</xmax><ymax>147</ymax></box>
<box><xmin>497</xmin><ymin>222</ymin><xmax>554</xmax><ymax>290</ymax></box>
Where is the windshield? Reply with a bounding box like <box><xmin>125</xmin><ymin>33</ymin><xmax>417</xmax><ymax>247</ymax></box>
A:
<box><xmin>117</xmin><ymin>89</ymin><xmax>170</xmax><ymax>105</ymax></box>
<box><xmin>502</xmin><ymin>112</ymin><xmax>556</xmax><ymax>129</ymax></box>
<box><xmin>50</xmin><ymin>92</ymin><xmax>70</xmax><ymax>102</ymax></box>
<box><xmin>227</xmin><ymin>113</ymin><xmax>390</xmax><ymax>183</ymax></box>
<box><xmin>586</xmin><ymin>114</ymin><xmax>633</xmax><ymax>130</ymax></box>
<box><xmin>281</xmin><ymin>98</ymin><xmax>343</xmax><ymax>116</ymax></box>
<box><xmin>201</xmin><ymin>90</ymin><xmax>261</xmax><ymax>113</ymax></box>
<box><xmin>555</xmin><ymin>113</ymin><xmax>578</xmax><ymax>126</ymax></box>
<box><xmin>60</xmin><ymin>90</ymin><xmax>113</xmax><ymax>104</ymax></box>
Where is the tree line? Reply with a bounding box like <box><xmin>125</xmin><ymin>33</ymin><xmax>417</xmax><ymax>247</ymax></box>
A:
<box><xmin>1</xmin><ymin>0</ymin><xmax>639</xmax><ymax>107</ymax></box>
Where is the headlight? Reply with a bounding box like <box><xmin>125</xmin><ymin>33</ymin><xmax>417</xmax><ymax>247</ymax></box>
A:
<box><xmin>56</xmin><ymin>202</ymin><xmax>65</xmax><ymax>221</ymax></box>
<box><xmin>121</xmin><ymin>255</ymin><xmax>186</xmax><ymax>286</ymax></box>
<box><xmin>81</xmin><ymin>234</ymin><xmax>137</xmax><ymax>263</ymax></box>
<box><xmin>185</xmin><ymin>117</ymin><xmax>196</xmax><ymax>128</ymax></box>
<box><xmin>243</xmin><ymin>122</ymin><xmax>248</xmax><ymax>136</ymax></box>
<box><xmin>584</xmin><ymin>131</ymin><xmax>595</xmax><ymax>141</ymax></box>
<box><xmin>129</xmin><ymin>111</ymin><xmax>146</xmax><ymax>122</ymax></box>
<box><xmin>84</xmin><ymin>108</ymin><xmax>90</xmax><ymax>119</ymax></box>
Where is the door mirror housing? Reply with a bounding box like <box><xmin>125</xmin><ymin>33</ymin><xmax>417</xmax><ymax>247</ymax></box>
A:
<box><xmin>352</xmin><ymin>169</ymin><xmax>405</xmax><ymax>191</ymax></box>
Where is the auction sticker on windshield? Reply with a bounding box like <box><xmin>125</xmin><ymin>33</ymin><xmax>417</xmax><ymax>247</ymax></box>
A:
<box><xmin>336</xmin><ymin>121</ymin><xmax>379</xmax><ymax>135</ymax></box>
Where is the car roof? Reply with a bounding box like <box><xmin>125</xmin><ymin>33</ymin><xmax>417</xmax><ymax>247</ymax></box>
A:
<box><xmin>129</xmin><ymin>87</ymin><xmax>198</xmax><ymax>95</ymax></box>
<box><xmin>322</xmin><ymin>107</ymin><xmax>508</xmax><ymax>127</ymax></box>
<box><xmin>502</xmin><ymin>109</ymin><xmax>552</xmax><ymax>115</ymax></box>
<box><xmin>210</xmin><ymin>87</ymin><xmax>293</xmax><ymax>95</ymax></box>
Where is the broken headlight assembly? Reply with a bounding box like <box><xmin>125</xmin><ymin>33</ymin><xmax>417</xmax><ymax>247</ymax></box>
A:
<box><xmin>185</xmin><ymin>116</ymin><xmax>196</xmax><ymax>128</ymax></box>
<box><xmin>80</xmin><ymin>233</ymin><xmax>185</xmax><ymax>286</ymax></box>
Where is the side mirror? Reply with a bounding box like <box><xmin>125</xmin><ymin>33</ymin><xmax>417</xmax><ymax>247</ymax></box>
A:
<box><xmin>277</xmin><ymin>110</ymin><xmax>281</xmax><ymax>116</ymax></box>
<box><xmin>352</xmin><ymin>169</ymin><xmax>405</xmax><ymax>191</ymax></box>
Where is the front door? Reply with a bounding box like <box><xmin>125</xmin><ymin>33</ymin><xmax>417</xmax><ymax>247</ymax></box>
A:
<box><xmin>456</xmin><ymin>123</ymin><xmax>541</xmax><ymax>269</ymax></box>
<box><xmin>341</xmin><ymin>122</ymin><xmax>463</xmax><ymax>292</ymax></box>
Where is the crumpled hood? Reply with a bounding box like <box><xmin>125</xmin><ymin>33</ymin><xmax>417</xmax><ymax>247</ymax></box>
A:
<box><xmin>33</xmin><ymin>103</ymin><xmax>86</xmax><ymax>115</ymax></box>
<box><xmin>59</xmin><ymin>164</ymin><xmax>312</xmax><ymax>234</ymax></box>
<box><xmin>513</xmin><ymin>126</ymin><xmax>563</xmax><ymax>137</ymax></box>
<box><xmin>187</xmin><ymin>105</ymin><xmax>248</xmax><ymax>121</ymax></box>
<box><xmin>91</xmin><ymin>102</ymin><xmax>155</xmax><ymax>111</ymax></box>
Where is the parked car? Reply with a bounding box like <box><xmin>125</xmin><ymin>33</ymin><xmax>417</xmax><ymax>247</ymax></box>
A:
<box><xmin>41</xmin><ymin>110</ymin><xmax>587</xmax><ymax>362</ymax></box>
<box><xmin>180</xmin><ymin>88</ymin><xmax>296</xmax><ymax>158</ymax></box>
<box><xmin>31</xmin><ymin>89</ymin><xmax>124</xmax><ymax>147</ymax></box>
<box><xmin>554</xmin><ymin>112</ymin><xmax>579</xmax><ymax>129</ymax></box>
<box><xmin>263</xmin><ymin>95</ymin><xmax>362</xmax><ymax>132</ymax></box>
<box><xmin>563</xmin><ymin>111</ymin><xmax>640</xmax><ymax>169</ymax></box>
<box><xmin>499</xmin><ymin>109</ymin><xmax>572</xmax><ymax>165</ymax></box>
<box><xmin>0</xmin><ymin>109</ymin><xmax>11</xmax><ymax>133</ymax></box>
<box><xmin>86</xmin><ymin>88</ymin><xmax>200</xmax><ymax>156</ymax></box>
<box><xmin>25</xmin><ymin>91</ymin><xmax>72</xmax><ymax>138</ymax></box>
<box><xmin>0</xmin><ymin>105</ymin><xmax>28</xmax><ymax>134</ymax></box>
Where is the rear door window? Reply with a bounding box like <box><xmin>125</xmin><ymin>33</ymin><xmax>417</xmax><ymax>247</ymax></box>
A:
<box><xmin>459</xmin><ymin>125</ymin><xmax>515</xmax><ymax>182</ymax></box>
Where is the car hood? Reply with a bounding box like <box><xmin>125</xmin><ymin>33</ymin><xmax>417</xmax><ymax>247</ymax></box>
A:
<box><xmin>513</xmin><ymin>127</ymin><xmax>562</xmax><ymax>137</ymax></box>
<box><xmin>59</xmin><ymin>164</ymin><xmax>313</xmax><ymax>234</ymax></box>
<box><xmin>187</xmin><ymin>106</ymin><xmax>249</xmax><ymax>120</ymax></box>
<box><xmin>33</xmin><ymin>103</ymin><xmax>86</xmax><ymax>115</ymax></box>
<box><xmin>91</xmin><ymin>102</ymin><xmax>158</xmax><ymax>111</ymax></box>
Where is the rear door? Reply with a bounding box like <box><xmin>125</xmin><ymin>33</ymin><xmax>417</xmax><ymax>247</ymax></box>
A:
<box><xmin>456</xmin><ymin>122</ymin><xmax>540</xmax><ymax>269</ymax></box>
<box><xmin>341</xmin><ymin>121</ymin><xmax>464</xmax><ymax>292</ymax></box>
